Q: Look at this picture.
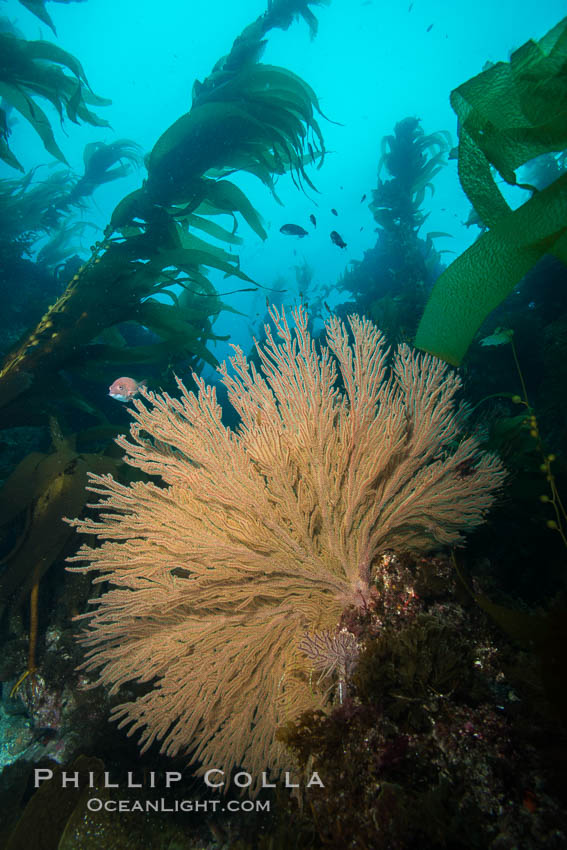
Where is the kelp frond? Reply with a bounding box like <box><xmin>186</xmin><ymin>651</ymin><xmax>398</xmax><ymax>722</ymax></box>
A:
<box><xmin>416</xmin><ymin>16</ymin><xmax>567</xmax><ymax>365</ymax></box>
<box><xmin>0</xmin><ymin>29</ymin><xmax>110</xmax><ymax>170</ymax></box>
<box><xmin>11</xmin><ymin>1</ymin><xmax>87</xmax><ymax>36</ymax></box>
<box><xmin>451</xmin><ymin>16</ymin><xmax>567</xmax><ymax>229</ymax></box>
<box><xmin>210</xmin><ymin>0</ymin><xmax>330</xmax><ymax>80</ymax></box>
<box><xmin>0</xmin><ymin>139</ymin><xmax>141</xmax><ymax>248</ymax></box>
<box><xmin>371</xmin><ymin>117</ymin><xmax>451</xmax><ymax>232</ymax></box>
<box><xmin>148</xmin><ymin>63</ymin><xmax>325</xmax><ymax>208</ymax></box>
<box><xmin>0</xmin><ymin>0</ymin><xmax>330</xmax><ymax>418</ymax></box>
<box><xmin>67</xmin><ymin>140</ymin><xmax>143</xmax><ymax>203</ymax></box>
<box><xmin>36</xmin><ymin>220</ymin><xmax>98</xmax><ymax>267</ymax></box>
<box><xmin>266</xmin><ymin>0</ymin><xmax>330</xmax><ymax>40</ymax></box>
<box><xmin>376</xmin><ymin>118</ymin><xmax>451</xmax><ymax>195</ymax></box>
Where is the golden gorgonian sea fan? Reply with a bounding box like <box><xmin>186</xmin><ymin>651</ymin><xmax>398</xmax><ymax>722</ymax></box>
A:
<box><xmin>68</xmin><ymin>307</ymin><xmax>505</xmax><ymax>789</ymax></box>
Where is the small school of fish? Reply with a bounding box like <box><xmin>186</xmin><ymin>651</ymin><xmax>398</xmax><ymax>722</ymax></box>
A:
<box><xmin>280</xmin><ymin>198</ymin><xmax>355</xmax><ymax>249</ymax></box>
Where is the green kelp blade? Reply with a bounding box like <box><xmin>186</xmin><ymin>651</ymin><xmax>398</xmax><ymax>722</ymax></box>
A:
<box><xmin>147</xmin><ymin>102</ymin><xmax>271</xmax><ymax>201</ymax></box>
<box><xmin>0</xmin><ymin>453</ymin><xmax>118</xmax><ymax>607</ymax></box>
<box><xmin>0</xmin><ymin>134</ymin><xmax>23</xmax><ymax>171</ymax></box>
<box><xmin>451</xmin><ymin>16</ymin><xmax>567</xmax><ymax>228</ymax></box>
<box><xmin>16</xmin><ymin>0</ymin><xmax>57</xmax><ymax>33</ymax></box>
<box><xmin>181</xmin><ymin>213</ymin><xmax>243</xmax><ymax>245</ymax></box>
<box><xmin>25</xmin><ymin>40</ymin><xmax>91</xmax><ymax>85</ymax></box>
<box><xmin>415</xmin><ymin>173</ymin><xmax>567</xmax><ymax>366</ymax></box>
<box><xmin>204</xmin><ymin>180</ymin><xmax>267</xmax><ymax>240</ymax></box>
<box><xmin>0</xmin><ymin>82</ymin><xmax>68</xmax><ymax>165</ymax></box>
<box><xmin>109</xmin><ymin>188</ymin><xmax>156</xmax><ymax>231</ymax></box>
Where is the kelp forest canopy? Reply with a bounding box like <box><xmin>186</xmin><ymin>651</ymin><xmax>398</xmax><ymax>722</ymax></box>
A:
<box><xmin>0</xmin><ymin>0</ymin><xmax>330</xmax><ymax>426</ymax></box>
<box><xmin>0</xmin><ymin>0</ymin><xmax>331</xmax><ymax>672</ymax></box>
<box><xmin>1</xmin><ymin>2</ymin><xmax>567</xmax><ymax>847</ymax></box>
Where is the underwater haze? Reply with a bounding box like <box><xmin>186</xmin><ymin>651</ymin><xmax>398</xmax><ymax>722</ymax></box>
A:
<box><xmin>1</xmin><ymin>1</ymin><xmax>567</xmax><ymax>848</ymax></box>
<box><xmin>2</xmin><ymin>0</ymin><xmax>565</xmax><ymax>358</ymax></box>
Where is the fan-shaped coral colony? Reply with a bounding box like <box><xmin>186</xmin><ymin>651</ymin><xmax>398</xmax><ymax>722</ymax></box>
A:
<box><xmin>1</xmin><ymin>0</ymin><xmax>566</xmax><ymax>846</ymax></box>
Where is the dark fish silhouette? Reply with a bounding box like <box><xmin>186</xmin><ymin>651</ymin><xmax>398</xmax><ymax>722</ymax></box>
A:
<box><xmin>310</xmin><ymin>214</ymin><xmax>317</xmax><ymax>227</ymax></box>
<box><xmin>330</xmin><ymin>230</ymin><xmax>347</xmax><ymax>249</ymax></box>
<box><xmin>426</xmin><ymin>23</ymin><xmax>434</xmax><ymax>32</ymax></box>
<box><xmin>360</xmin><ymin>193</ymin><xmax>367</xmax><ymax>203</ymax></box>
<box><xmin>280</xmin><ymin>223</ymin><xmax>309</xmax><ymax>237</ymax></box>
<box><xmin>331</xmin><ymin>208</ymin><xmax>338</xmax><ymax>216</ymax></box>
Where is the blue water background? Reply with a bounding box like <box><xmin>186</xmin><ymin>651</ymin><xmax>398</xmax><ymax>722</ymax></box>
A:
<box><xmin>1</xmin><ymin>0</ymin><xmax>564</xmax><ymax>373</ymax></box>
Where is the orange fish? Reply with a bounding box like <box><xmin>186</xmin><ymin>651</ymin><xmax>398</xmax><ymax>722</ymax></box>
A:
<box><xmin>108</xmin><ymin>377</ymin><xmax>146</xmax><ymax>402</ymax></box>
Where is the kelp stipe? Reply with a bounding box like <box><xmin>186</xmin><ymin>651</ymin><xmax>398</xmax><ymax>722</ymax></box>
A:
<box><xmin>0</xmin><ymin>0</ymin><xmax>330</xmax><ymax>422</ymax></box>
